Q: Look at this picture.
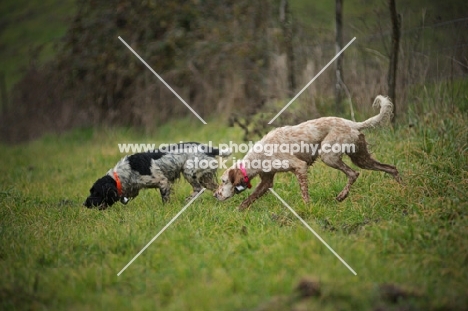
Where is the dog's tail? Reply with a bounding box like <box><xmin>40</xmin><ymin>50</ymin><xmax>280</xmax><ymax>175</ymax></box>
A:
<box><xmin>356</xmin><ymin>95</ymin><xmax>394</xmax><ymax>130</ymax></box>
<box><xmin>210</xmin><ymin>147</ymin><xmax>232</xmax><ymax>157</ymax></box>
<box><xmin>176</xmin><ymin>142</ymin><xmax>231</xmax><ymax>157</ymax></box>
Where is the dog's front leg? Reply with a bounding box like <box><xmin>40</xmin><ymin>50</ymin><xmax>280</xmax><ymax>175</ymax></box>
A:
<box><xmin>238</xmin><ymin>173</ymin><xmax>275</xmax><ymax>211</ymax></box>
<box><xmin>182</xmin><ymin>172</ymin><xmax>203</xmax><ymax>202</ymax></box>
<box><xmin>158</xmin><ymin>180</ymin><xmax>172</xmax><ymax>204</ymax></box>
<box><xmin>290</xmin><ymin>159</ymin><xmax>310</xmax><ymax>203</ymax></box>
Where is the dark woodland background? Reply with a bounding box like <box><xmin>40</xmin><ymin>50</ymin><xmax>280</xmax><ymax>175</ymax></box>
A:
<box><xmin>1</xmin><ymin>0</ymin><xmax>467</xmax><ymax>142</ymax></box>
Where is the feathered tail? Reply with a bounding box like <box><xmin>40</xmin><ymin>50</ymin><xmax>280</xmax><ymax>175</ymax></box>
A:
<box><xmin>356</xmin><ymin>95</ymin><xmax>394</xmax><ymax>130</ymax></box>
<box><xmin>210</xmin><ymin>146</ymin><xmax>232</xmax><ymax>157</ymax></box>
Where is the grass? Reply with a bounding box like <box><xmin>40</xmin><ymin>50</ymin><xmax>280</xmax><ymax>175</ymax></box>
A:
<box><xmin>1</xmin><ymin>103</ymin><xmax>467</xmax><ymax>310</ymax></box>
<box><xmin>1</xmin><ymin>1</ymin><xmax>467</xmax><ymax>309</ymax></box>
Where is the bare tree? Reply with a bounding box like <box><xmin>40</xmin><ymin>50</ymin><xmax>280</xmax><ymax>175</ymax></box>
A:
<box><xmin>388</xmin><ymin>0</ymin><xmax>401</xmax><ymax>123</ymax></box>
<box><xmin>0</xmin><ymin>72</ymin><xmax>8</xmax><ymax>113</ymax></box>
<box><xmin>335</xmin><ymin>0</ymin><xmax>344</xmax><ymax>113</ymax></box>
<box><xmin>280</xmin><ymin>0</ymin><xmax>295</xmax><ymax>96</ymax></box>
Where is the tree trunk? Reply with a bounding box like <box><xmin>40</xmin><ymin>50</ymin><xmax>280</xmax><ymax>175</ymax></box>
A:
<box><xmin>388</xmin><ymin>0</ymin><xmax>400</xmax><ymax>123</ymax></box>
<box><xmin>335</xmin><ymin>0</ymin><xmax>344</xmax><ymax>113</ymax></box>
<box><xmin>0</xmin><ymin>71</ymin><xmax>8</xmax><ymax>113</ymax></box>
<box><xmin>280</xmin><ymin>0</ymin><xmax>295</xmax><ymax>97</ymax></box>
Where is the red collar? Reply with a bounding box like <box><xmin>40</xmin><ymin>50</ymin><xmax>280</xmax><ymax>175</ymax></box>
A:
<box><xmin>239</xmin><ymin>163</ymin><xmax>252</xmax><ymax>189</ymax></box>
<box><xmin>113</xmin><ymin>171</ymin><xmax>123</xmax><ymax>196</ymax></box>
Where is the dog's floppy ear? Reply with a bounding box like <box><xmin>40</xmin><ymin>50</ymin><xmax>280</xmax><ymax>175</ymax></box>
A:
<box><xmin>102</xmin><ymin>183</ymin><xmax>119</xmax><ymax>208</ymax></box>
<box><xmin>228</xmin><ymin>169</ymin><xmax>244</xmax><ymax>186</ymax></box>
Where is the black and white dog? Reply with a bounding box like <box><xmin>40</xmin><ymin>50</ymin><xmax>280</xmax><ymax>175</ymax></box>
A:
<box><xmin>84</xmin><ymin>142</ymin><xmax>230</xmax><ymax>209</ymax></box>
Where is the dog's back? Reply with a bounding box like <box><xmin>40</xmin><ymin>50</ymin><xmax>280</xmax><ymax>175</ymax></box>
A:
<box><xmin>127</xmin><ymin>151</ymin><xmax>167</xmax><ymax>176</ymax></box>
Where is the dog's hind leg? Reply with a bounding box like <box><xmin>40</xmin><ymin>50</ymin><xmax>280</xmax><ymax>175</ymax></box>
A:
<box><xmin>159</xmin><ymin>187</ymin><xmax>171</xmax><ymax>203</ymax></box>
<box><xmin>238</xmin><ymin>173</ymin><xmax>275</xmax><ymax>211</ymax></box>
<box><xmin>158</xmin><ymin>179</ymin><xmax>172</xmax><ymax>203</ymax></box>
<box><xmin>348</xmin><ymin>134</ymin><xmax>401</xmax><ymax>182</ymax></box>
<box><xmin>321</xmin><ymin>151</ymin><xmax>359</xmax><ymax>202</ymax></box>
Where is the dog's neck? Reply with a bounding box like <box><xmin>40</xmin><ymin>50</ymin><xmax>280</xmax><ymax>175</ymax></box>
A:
<box><xmin>112</xmin><ymin>171</ymin><xmax>123</xmax><ymax>196</ymax></box>
<box><xmin>238</xmin><ymin>162</ymin><xmax>252</xmax><ymax>189</ymax></box>
<box><xmin>236</xmin><ymin>159</ymin><xmax>258</xmax><ymax>181</ymax></box>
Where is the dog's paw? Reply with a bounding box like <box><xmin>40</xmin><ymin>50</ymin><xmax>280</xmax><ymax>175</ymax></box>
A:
<box><xmin>336</xmin><ymin>191</ymin><xmax>349</xmax><ymax>202</ymax></box>
<box><xmin>238</xmin><ymin>204</ymin><xmax>250</xmax><ymax>211</ymax></box>
<box><xmin>394</xmin><ymin>174</ymin><xmax>402</xmax><ymax>183</ymax></box>
<box><xmin>185</xmin><ymin>193</ymin><xmax>199</xmax><ymax>202</ymax></box>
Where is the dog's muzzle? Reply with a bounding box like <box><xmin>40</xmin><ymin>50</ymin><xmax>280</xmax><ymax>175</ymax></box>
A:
<box><xmin>213</xmin><ymin>192</ymin><xmax>225</xmax><ymax>201</ymax></box>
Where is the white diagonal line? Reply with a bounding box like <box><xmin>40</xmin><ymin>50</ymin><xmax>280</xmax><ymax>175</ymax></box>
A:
<box><xmin>118</xmin><ymin>36</ymin><xmax>207</xmax><ymax>124</ymax></box>
<box><xmin>268</xmin><ymin>37</ymin><xmax>356</xmax><ymax>124</ymax></box>
<box><xmin>117</xmin><ymin>188</ymin><xmax>205</xmax><ymax>276</ymax></box>
<box><xmin>269</xmin><ymin>188</ymin><xmax>357</xmax><ymax>275</ymax></box>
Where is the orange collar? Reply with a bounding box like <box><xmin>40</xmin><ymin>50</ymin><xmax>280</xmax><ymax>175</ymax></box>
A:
<box><xmin>113</xmin><ymin>171</ymin><xmax>123</xmax><ymax>196</ymax></box>
<box><xmin>239</xmin><ymin>163</ymin><xmax>252</xmax><ymax>189</ymax></box>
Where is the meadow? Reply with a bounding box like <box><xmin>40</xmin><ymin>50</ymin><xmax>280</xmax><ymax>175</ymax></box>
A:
<box><xmin>1</xmin><ymin>0</ymin><xmax>467</xmax><ymax>309</ymax></box>
<box><xmin>1</xmin><ymin>95</ymin><xmax>467</xmax><ymax>310</ymax></box>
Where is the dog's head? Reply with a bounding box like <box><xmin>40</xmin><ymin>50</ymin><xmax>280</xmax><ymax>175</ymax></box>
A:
<box><xmin>214</xmin><ymin>166</ymin><xmax>249</xmax><ymax>201</ymax></box>
<box><xmin>83</xmin><ymin>175</ymin><xmax>119</xmax><ymax>210</ymax></box>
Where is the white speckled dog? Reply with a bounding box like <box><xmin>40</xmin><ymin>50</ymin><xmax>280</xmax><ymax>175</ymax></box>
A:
<box><xmin>214</xmin><ymin>96</ymin><xmax>401</xmax><ymax>210</ymax></box>
<box><xmin>84</xmin><ymin>142</ymin><xmax>230</xmax><ymax>209</ymax></box>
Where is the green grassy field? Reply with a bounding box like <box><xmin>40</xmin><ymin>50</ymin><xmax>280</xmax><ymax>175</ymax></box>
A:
<box><xmin>1</xmin><ymin>103</ymin><xmax>467</xmax><ymax>310</ymax></box>
<box><xmin>1</xmin><ymin>1</ymin><xmax>467</xmax><ymax>309</ymax></box>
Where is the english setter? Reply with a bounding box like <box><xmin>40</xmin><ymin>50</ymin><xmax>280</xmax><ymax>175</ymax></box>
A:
<box><xmin>84</xmin><ymin>142</ymin><xmax>230</xmax><ymax>210</ymax></box>
<box><xmin>214</xmin><ymin>96</ymin><xmax>401</xmax><ymax>210</ymax></box>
